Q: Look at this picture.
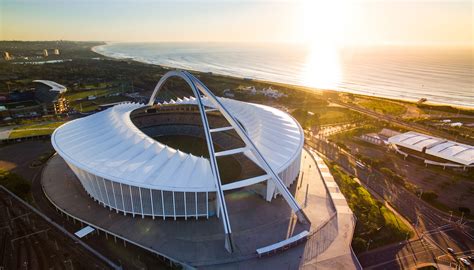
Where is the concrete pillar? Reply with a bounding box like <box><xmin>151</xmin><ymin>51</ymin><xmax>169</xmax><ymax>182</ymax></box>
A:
<box><xmin>129</xmin><ymin>185</ymin><xmax>135</xmax><ymax>218</ymax></box>
<box><xmin>266</xmin><ymin>179</ymin><xmax>276</xmax><ymax>202</ymax></box>
<box><xmin>161</xmin><ymin>190</ymin><xmax>165</xmax><ymax>219</ymax></box>
<box><xmin>172</xmin><ymin>191</ymin><xmax>176</xmax><ymax>220</ymax></box>
<box><xmin>139</xmin><ymin>187</ymin><xmax>144</xmax><ymax>219</ymax></box>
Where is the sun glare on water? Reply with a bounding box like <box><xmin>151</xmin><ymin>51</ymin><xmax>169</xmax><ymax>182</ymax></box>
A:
<box><xmin>298</xmin><ymin>0</ymin><xmax>348</xmax><ymax>89</ymax></box>
<box><xmin>302</xmin><ymin>44</ymin><xmax>342</xmax><ymax>90</ymax></box>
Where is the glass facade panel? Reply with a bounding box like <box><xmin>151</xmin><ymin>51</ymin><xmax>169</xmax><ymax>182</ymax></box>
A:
<box><xmin>122</xmin><ymin>184</ymin><xmax>133</xmax><ymax>212</ymax></box>
<box><xmin>112</xmin><ymin>182</ymin><xmax>124</xmax><ymax>211</ymax></box>
<box><xmin>174</xmin><ymin>192</ymin><xmax>185</xmax><ymax>216</ymax></box>
<box><xmin>130</xmin><ymin>186</ymin><xmax>142</xmax><ymax>214</ymax></box>
<box><xmin>141</xmin><ymin>188</ymin><xmax>152</xmax><ymax>215</ymax></box>
<box><xmin>152</xmin><ymin>190</ymin><xmax>163</xmax><ymax>216</ymax></box>
<box><xmin>163</xmin><ymin>191</ymin><xmax>174</xmax><ymax>216</ymax></box>
<box><xmin>104</xmin><ymin>179</ymin><xmax>116</xmax><ymax>208</ymax></box>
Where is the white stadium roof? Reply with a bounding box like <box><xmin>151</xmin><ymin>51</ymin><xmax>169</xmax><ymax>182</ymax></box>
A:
<box><xmin>33</xmin><ymin>80</ymin><xmax>67</xmax><ymax>93</ymax></box>
<box><xmin>388</xmin><ymin>131</ymin><xmax>474</xmax><ymax>166</ymax></box>
<box><xmin>52</xmin><ymin>97</ymin><xmax>304</xmax><ymax>192</ymax></box>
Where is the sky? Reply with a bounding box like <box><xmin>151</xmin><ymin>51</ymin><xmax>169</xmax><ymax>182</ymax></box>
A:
<box><xmin>0</xmin><ymin>0</ymin><xmax>472</xmax><ymax>47</ymax></box>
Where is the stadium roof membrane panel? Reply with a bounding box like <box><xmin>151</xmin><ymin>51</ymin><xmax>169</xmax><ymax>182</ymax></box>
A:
<box><xmin>33</xmin><ymin>80</ymin><xmax>67</xmax><ymax>93</ymax></box>
<box><xmin>52</xmin><ymin>97</ymin><xmax>304</xmax><ymax>191</ymax></box>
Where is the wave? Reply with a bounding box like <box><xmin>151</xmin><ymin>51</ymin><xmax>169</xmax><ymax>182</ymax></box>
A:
<box><xmin>94</xmin><ymin>42</ymin><xmax>474</xmax><ymax>108</ymax></box>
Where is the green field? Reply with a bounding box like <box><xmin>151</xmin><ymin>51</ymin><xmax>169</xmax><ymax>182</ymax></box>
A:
<box><xmin>329</xmin><ymin>164</ymin><xmax>413</xmax><ymax>253</ymax></box>
<box><xmin>9</xmin><ymin>121</ymin><xmax>65</xmax><ymax>139</ymax></box>
<box><xmin>156</xmin><ymin>135</ymin><xmax>241</xmax><ymax>183</ymax></box>
<box><xmin>292</xmin><ymin>107</ymin><xmax>364</xmax><ymax>129</ymax></box>
<box><xmin>0</xmin><ymin>169</ymin><xmax>31</xmax><ymax>201</ymax></box>
<box><xmin>65</xmin><ymin>89</ymin><xmax>115</xmax><ymax>101</ymax></box>
<box><xmin>358</xmin><ymin>99</ymin><xmax>407</xmax><ymax>116</ymax></box>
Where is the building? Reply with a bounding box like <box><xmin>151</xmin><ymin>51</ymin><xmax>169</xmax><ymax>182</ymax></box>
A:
<box><xmin>53</xmin><ymin>48</ymin><xmax>60</xmax><ymax>55</ymax></box>
<box><xmin>33</xmin><ymin>80</ymin><xmax>69</xmax><ymax>114</ymax></box>
<box><xmin>52</xmin><ymin>70</ymin><xmax>305</xmax><ymax>252</ymax></box>
<box><xmin>379</xmin><ymin>128</ymin><xmax>400</xmax><ymax>138</ymax></box>
<box><xmin>388</xmin><ymin>131</ymin><xmax>474</xmax><ymax>169</ymax></box>
<box><xmin>0</xmin><ymin>105</ymin><xmax>10</xmax><ymax>120</ymax></box>
<box><xmin>360</xmin><ymin>133</ymin><xmax>384</xmax><ymax>145</ymax></box>
<box><xmin>360</xmin><ymin>128</ymin><xmax>400</xmax><ymax>145</ymax></box>
<box><xmin>261</xmin><ymin>86</ymin><xmax>286</xmax><ymax>99</ymax></box>
<box><xmin>222</xmin><ymin>88</ymin><xmax>235</xmax><ymax>97</ymax></box>
<box><xmin>2</xmin><ymin>52</ymin><xmax>12</xmax><ymax>61</ymax></box>
<box><xmin>42</xmin><ymin>49</ymin><xmax>48</xmax><ymax>57</ymax></box>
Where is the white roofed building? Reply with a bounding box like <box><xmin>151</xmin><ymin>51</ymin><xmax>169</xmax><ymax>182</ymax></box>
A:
<box><xmin>388</xmin><ymin>131</ymin><xmax>474</xmax><ymax>168</ymax></box>
<box><xmin>33</xmin><ymin>80</ymin><xmax>69</xmax><ymax>114</ymax></box>
<box><xmin>52</xmin><ymin>71</ymin><xmax>306</xmax><ymax>252</ymax></box>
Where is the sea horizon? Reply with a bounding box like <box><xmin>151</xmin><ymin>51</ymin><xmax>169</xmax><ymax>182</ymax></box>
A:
<box><xmin>93</xmin><ymin>42</ymin><xmax>474</xmax><ymax>108</ymax></box>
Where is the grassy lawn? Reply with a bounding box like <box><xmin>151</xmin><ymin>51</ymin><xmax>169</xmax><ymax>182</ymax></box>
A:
<box><xmin>4</xmin><ymin>100</ymin><xmax>40</xmax><ymax>109</ymax></box>
<box><xmin>70</xmin><ymin>95</ymin><xmax>130</xmax><ymax>113</ymax></box>
<box><xmin>329</xmin><ymin>164</ymin><xmax>413</xmax><ymax>253</ymax></box>
<box><xmin>65</xmin><ymin>89</ymin><xmax>117</xmax><ymax>101</ymax></box>
<box><xmin>292</xmin><ymin>107</ymin><xmax>365</xmax><ymax>129</ymax></box>
<box><xmin>358</xmin><ymin>98</ymin><xmax>407</xmax><ymax>116</ymax></box>
<box><xmin>0</xmin><ymin>169</ymin><xmax>31</xmax><ymax>201</ymax></box>
<box><xmin>71</xmin><ymin>101</ymin><xmax>99</xmax><ymax>112</ymax></box>
<box><xmin>320</xmin><ymin>109</ymin><xmax>352</xmax><ymax>124</ymax></box>
<box><xmin>9</xmin><ymin>121</ymin><xmax>65</xmax><ymax>139</ymax></box>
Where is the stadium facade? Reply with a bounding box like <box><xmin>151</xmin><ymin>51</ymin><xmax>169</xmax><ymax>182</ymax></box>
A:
<box><xmin>52</xmin><ymin>70</ymin><xmax>306</xmax><ymax>252</ymax></box>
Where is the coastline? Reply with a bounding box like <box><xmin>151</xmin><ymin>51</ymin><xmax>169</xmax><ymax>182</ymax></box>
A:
<box><xmin>91</xmin><ymin>43</ymin><xmax>474</xmax><ymax>111</ymax></box>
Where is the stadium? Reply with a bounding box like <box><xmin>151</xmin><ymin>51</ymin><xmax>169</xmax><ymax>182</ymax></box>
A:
<box><xmin>51</xmin><ymin>70</ymin><xmax>307</xmax><ymax>252</ymax></box>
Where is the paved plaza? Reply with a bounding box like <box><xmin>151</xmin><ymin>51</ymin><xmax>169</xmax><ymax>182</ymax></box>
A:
<box><xmin>42</xmin><ymin>149</ymin><xmax>358</xmax><ymax>269</ymax></box>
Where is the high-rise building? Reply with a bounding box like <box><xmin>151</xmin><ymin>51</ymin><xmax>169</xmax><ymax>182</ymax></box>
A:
<box><xmin>2</xmin><ymin>52</ymin><xmax>12</xmax><ymax>61</ymax></box>
<box><xmin>53</xmin><ymin>48</ymin><xmax>60</xmax><ymax>55</ymax></box>
<box><xmin>43</xmin><ymin>49</ymin><xmax>48</xmax><ymax>57</ymax></box>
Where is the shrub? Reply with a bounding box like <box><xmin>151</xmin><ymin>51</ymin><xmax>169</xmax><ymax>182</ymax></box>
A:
<box><xmin>380</xmin><ymin>167</ymin><xmax>404</xmax><ymax>185</ymax></box>
<box><xmin>329</xmin><ymin>165</ymin><xmax>412</xmax><ymax>253</ymax></box>
<box><xmin>0</xmin><ymin>170</ymin><xmax>31</xmax><ymax>200</ymax></box>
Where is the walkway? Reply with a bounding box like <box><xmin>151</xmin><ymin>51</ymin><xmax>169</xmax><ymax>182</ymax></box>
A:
<box><xmin>301</xmin><ymin>149</ymin><xmax>361</xmax><ymax>269</ymax></box>
<box><xmin>42</xmin><ymin>149</ymin><xmax>355</xmax><ymax>269</ymax></box>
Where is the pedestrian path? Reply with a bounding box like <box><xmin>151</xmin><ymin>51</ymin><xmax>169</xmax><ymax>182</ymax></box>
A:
<box><xmin>300</xmin><ymin>149</ymin><xmax>362</xmax><ymax>270</ymax></box>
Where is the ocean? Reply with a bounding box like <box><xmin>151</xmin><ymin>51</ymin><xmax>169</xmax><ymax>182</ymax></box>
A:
<box><xmin>93</xmin><ymin>43</ymin><xmax>473</xmax><ymax>108</ymax></box>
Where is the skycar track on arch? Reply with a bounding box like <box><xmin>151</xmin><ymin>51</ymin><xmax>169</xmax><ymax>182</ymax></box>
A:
<box><xmin>52</xmin><ymin>70</ymin><xmax>307</xmax><ymax>252</ymax></box>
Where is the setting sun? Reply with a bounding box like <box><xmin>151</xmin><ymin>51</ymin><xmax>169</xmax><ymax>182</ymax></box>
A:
<box><xmin>297</xmin><ymin>0</ymin><xmax>346</xmax><ymax>89</ymax></box>
<box><xmin>302</xmin><ymin>43</ymin><xmax>342</xmax><ymax>89</ymax></box>
<box><xmin>0</xmin><ymin>1</ymin><xmax>473</xmax><ymax>268</ymax></box>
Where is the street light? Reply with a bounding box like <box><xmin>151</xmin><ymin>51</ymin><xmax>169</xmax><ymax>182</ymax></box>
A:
<box><xmin>459</xmin><ymin>211</ymin><xmax>464</xmax><ymax>225</ymax></box>
<box><xmin>366</xmin><ymin>239</ymin><xmax>373</xmax><ymax>252</ymax></box>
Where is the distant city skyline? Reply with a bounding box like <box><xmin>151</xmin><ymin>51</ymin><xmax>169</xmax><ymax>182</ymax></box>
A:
<box><xmin>1</xmin><ymin>0</ymin><xmax>472</xmax><ymax>47</ymax></box>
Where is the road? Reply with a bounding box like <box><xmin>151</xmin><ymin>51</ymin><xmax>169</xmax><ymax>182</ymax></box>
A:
<box><xmin>307</xmin><ymin>136</ymin><xmax>474</xmax><ymax>269</ymax></box>
<box><xmin>331</xmin><ymin>100</ymin><xmax>473</xmax><ymax>145</ymax></box>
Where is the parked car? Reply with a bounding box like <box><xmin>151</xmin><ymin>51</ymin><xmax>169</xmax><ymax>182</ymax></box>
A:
<box><xmin>447</xmin><ymin>248</ymin><xmax>455</xmax><ymax>254</ymax></box>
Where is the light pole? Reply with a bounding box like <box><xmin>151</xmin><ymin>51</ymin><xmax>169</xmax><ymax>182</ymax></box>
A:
<box><xmin>459</xmin><ymin>211</ymin><xmax>464</xmax><ymax>225</ymax></box>
<box><xmin>448</xmin><ymin>211</ymin><xmax>453</xmax><ymax>223</ymax></box>
<box><xmin>415</xmin><ymin>212</ymin><xmax>419</xmax><ymax>228</ymax></box>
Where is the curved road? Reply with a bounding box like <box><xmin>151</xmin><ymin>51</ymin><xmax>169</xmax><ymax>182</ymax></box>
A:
<box><xmin>307</xmin><ymin>137</ymin><xmax>474</xmax><ymax>269</ymax></box>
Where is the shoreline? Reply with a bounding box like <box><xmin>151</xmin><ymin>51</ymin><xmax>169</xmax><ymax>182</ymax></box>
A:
<box><xmin>91</xmin><ymin>43</ymin><xmax>474</xmax><ymax>111</ymax></box>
